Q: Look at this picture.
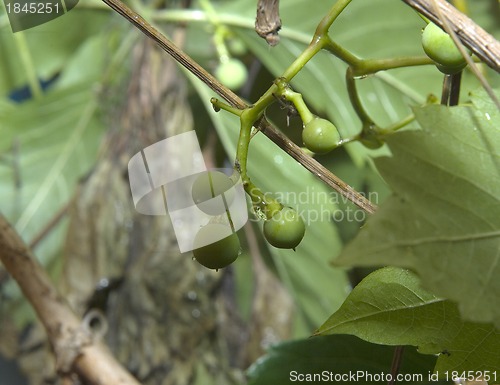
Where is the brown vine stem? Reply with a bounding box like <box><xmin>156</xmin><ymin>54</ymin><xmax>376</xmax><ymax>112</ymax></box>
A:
<box><xmin>388</xmin><ymin>346</ymin><xmax>405</xmax><ymax>385</ymax></box>
<box><xmin>29</xmin><ymin>200</ymin><xmax>70</xmax><ymax>250</ymax></box>
<box><xmin>401</xmin><ymin>0</ymin><xmax>500</xmax><ymax>73</ymax></box>
<box><xmin>0</xmin><ymin>214</ymin><xmax>143</xmax><ymax>385</ymax></box>
<box><xmin>101</xmin><ymin>0</ymin><xmax>377</xmax><ymax>214</ymax></box>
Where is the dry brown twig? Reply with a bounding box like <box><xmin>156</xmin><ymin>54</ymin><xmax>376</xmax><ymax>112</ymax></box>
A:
<box><xmin>255</xmin><ymin>0</ymin><xmax>281</xmax><ymax>46</ymax></box>
<box><xmin>0</xmin><ymin>214</ymin><xmax>143</xmax><ymax>385</ymax></box>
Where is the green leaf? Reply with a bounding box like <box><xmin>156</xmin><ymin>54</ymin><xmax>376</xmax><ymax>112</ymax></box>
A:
<box><xmin>0</xmin><ymin>29</ymin><xmax>121</xmax><ymax>266</ymax></box>
<box><xmin>0</xmin><ymin>86</ymin><xmax>103</xmax><ymax>261</ymax></box>
<box><xmin>0</xmin><ymin>7</ymin><xmax>111</xmax><ymax>95</ymax></box>
<box><xmin>247</xmin><ymin>333</ymin><xmax>443</xmax><ymax>385</ymax></box>
<box><xmin>334</xmin><ymin>89</ymin><xmax>500</xmax><ymax>327</ymax></box>
<box><xmin>315</xmin><ymin>267</ymin><xmax>500</xmax><ymax>372</ymax></box>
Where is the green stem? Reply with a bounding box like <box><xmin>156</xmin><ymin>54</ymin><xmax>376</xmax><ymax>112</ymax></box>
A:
<box><xmin>253</xmin><ymin>0</ymin><xmax>354</xmax><ymax>89</ymax></box>
<box><xmin>345</xmin><ymin>67</ymin><xmax>374</xmax><ymax>127</ymax></box>
<box><xmin>211</xmin><ymin>98</ymin><xmax>243</xmax><ymax>115</ymax></box>
<box><xmin>315</xmin><ymin>0</ymin><xmax>354</xmax><ymax>36</ymax></box>
<box><xmin>246</xmin><ymin>32</ymin><xmax>329</xmax><ymax>118</ymax></box>
<box><xmin>377</xmin><ymin>113</ymin><xmax>416</xmax><ymax>135</ymax></box>
<box><xmin>352</xmin><ymin>56</ymin><xmax>433</xmax><ymax>75</ymax></box>
<box><xmin>236</xmin><ymin>110</ymin><xmax>254</xmax><ymax>182</ymax></box>
<box><xmin>235</xmin><ymin>33</ymin><xmax>327</xmax><ymax>122</ymax></box>
<box><xmin>102</xmin><ymin>0</ymin><xmax>379</xmax><ymax>214</ymax></box>
<box><xmin>338</xmin><ymin>134</ymin><xmax>361</xmax><ymax>145</ymax></box>
<box><xmin>416</xmin><ymin>12</ymin><xmax>430</xmax><ymax>24</ymax></box>
<box><xmin>245</xmin><ymin>179</ymin><xmax>282</xmax><ymax>219</ymax></box>
<box><xmin>213</xmin><ymin>29</ymin><xmax>230</xmax><ymax>61</ymax></box>
<box><xmin>236</xmin><ymin>111</ymin><xmax>282</xmax><ymax>219</ymax></box>
<box><xmin>323</xmin><ymin>38</ymin><xmax>433</xmax><ymax>74</ymax></box>
<box><xmin>323</xmin><ymin>36</ymin><xmax>363</xmax><ymax>67</ymax></box>
<box><xmin>198</xmin><ymin>0</ymin><xmax>219</xmax><ymax>25</ymax></box>
<box><xmin>282</xmin><ymin>36</ymin><xmax>327</xmax><ymax>81</ymax></box>
<box><xmin>199</xmin><ymin>0</ymin><xmax>230</xmax><ymax>60</ymax></box>
<box><xmin>277</xmin><ymin>82</ymin><xmax>314</xmax><ymax>124</ymax></box>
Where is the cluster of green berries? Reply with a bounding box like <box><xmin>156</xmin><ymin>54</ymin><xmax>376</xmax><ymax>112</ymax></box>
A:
<box><xmin>190</xmin><ymin>171</ymin><xmax>306</xmax><ymax>271</ymax></box>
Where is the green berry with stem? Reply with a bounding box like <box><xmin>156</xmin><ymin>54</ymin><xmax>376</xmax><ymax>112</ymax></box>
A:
<box><xmin>302</xmin><ymin>117</ymin><xmax>341</xmax><ymax>154</ymax></box>
<box><xmin>193</xmin><ymin>224</ymin><xmax>240</xmax><ymax>270</ymax></box>
<box><xmin>421</xmin><ymin>22</ymin><xmax>471</xmax><ymax>74</ymax></box>
<box><xmin>192</xmin><ymin>171</ymin><xmax>235</xmax><ymax>215</ymax></box>
<box><xmin>227</xmin><ymin>37</ymin><xmax>247</xmax><ymax>56</ymax></box>
<box><xmin>263</xmin><ymin>207</ymin><xmax>306</xmax><ymax>249</ymax></box>
<box><xmin>279</xmin><ymin>85</ymin><xmax>314</xmax><ymax>124</ymax></box>
<box><xmin>215</xmin><ymin>58</ymin><xmax>248</xmax><ymax>90</ymax></box>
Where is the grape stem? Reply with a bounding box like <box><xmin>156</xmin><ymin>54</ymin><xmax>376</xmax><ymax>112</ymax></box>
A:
<box><xmin>377</xmin><ymin>113</ymin><xmax>416</xmax><ymax>136</ymax></box>
<box><xmin>440</xmin><ymin>72</ymin><xmax>462</xmax><ymax>106</ymax></box>
<box><xmin>276</xmin><ymin>80</ymin><xmax>314</xmax><ymax>124</ymax></box>
<box><xmin>199</xmin><ymin>0</ymin><xmax>231</xmax><ymax>62</ymax></box>
<box><xmin>345</xmin><ymin>67</ymin><xmax>375</xmax><ymax>131</ymax></box>
<box><xmin>237</xmin><ymin>106</ymin><xmax>283</xmax><ymax>219</ymax></box>
<box><xmin>323</xmin><ymin>36</ymin><xmax>433</xmax><ymax>76</ymax></box>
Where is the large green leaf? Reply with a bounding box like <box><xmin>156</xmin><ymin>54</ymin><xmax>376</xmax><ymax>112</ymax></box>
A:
<box><xmin>247</xmin><ymin>333</ymin><xmax>444</xmax><ymax>385</ymax></box>
<box><xmin>0</xmin><ymin>29</ymin><xmax>127</xmax><ymax>264</ymax></box>
<box><xmin>315</xmin><ymin>267</ymin><xmax>500</xmax><ymax>372</ymax></box>
<box><xmin>334</xmin><ymin>89</ymin><xmax>500</xmax><ymax>327</ymax></box>
<box><xmin>0</xmin><ymin>6</ymin><xmax>111</xmax><ymax>95</ymax></box>
<box><xmin>0</xmin><ymin>85</ymin><xmax>103</xmax><ymax>262</ymax></box>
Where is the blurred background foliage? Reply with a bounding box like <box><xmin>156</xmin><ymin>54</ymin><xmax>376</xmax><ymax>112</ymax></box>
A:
<box><xmin>0</xmin><ymin>0</ymin><xmax>499</xmax><ymax>383</ymax></box>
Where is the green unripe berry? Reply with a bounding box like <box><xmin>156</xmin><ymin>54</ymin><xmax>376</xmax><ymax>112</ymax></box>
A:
<box><xmin>302</xmin><ymin>117</ymin><xmax>341</xmax><ymax>154</ymax></box>
<box><xmin>263</xmin><ymin>207</ymin><xmax>306</xmax><ymax>249</ymax></box>
<box><xmin>227</xmin><ymin>38</ymin><xmax>247</xmax><ymax>56</ymax></box>
<box><xmin>421</xmin><ymin>22</ymin><xmax>470</xmax><ymax>74</ymax></box>
<box><xmin>192</xmin><ymin>171</ymin><xmax>235</xmax><ymax>215</ymax></box>
<box><xmin>215</xmin><ymin>58</ymin><xmax>248</xmax><ymax>90</ymax></box>
<box><xmin>193</xmin><ymin>224</ymin><xmax>240</xmax><ymax>270</ymax></box>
